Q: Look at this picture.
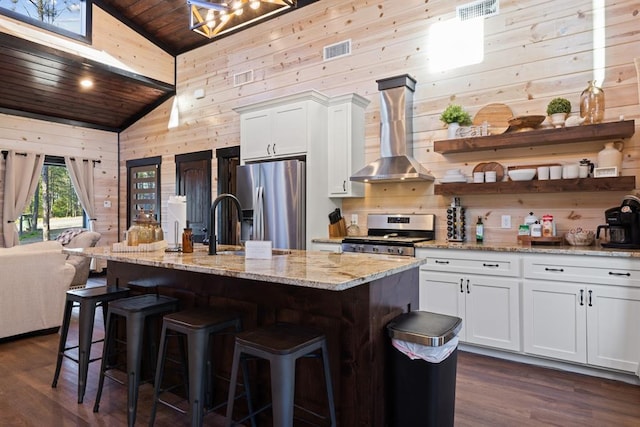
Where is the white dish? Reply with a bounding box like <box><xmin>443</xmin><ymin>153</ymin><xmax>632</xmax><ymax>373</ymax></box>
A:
<box><xmin>508</xmin><ymin>169</ymin><xmax>536</xmax><ymax>181</ymax></box>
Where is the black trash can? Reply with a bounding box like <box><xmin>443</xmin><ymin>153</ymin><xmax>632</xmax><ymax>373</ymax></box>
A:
<box><xmin>387</xmin><ymin>311</ymin><xmax>462</xmax><ymax>427</ymax></box>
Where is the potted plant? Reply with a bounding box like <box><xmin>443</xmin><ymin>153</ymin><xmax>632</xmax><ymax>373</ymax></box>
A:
<box><xmin>546</xmin><ymin>97</ymin><xmax>572</xmax><ymax>128</ymax></box>
<box><xmin>440</xmin><ymin>104</ymin><xmax>472</xmax><ymax>138</ymax></box>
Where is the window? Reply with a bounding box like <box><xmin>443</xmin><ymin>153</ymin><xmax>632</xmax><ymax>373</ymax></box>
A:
<box><xmin>0</xmin><ymin>0</ymin><xmax>90</xmax><ymax>41</ymax></box>
<box><xmin>127</xmin><ymin>157</ymin><xmax>161</xmax><ymax>228</ymax></box>
<box><xmin>20</xmin><ymin>155</ymin><xmax>84</xmax><ymax>243</ymax></box>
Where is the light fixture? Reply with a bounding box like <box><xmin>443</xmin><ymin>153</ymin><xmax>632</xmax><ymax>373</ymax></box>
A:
<box><xmin>79</xmin><ymin>78</ymin><xmax>93</xmax><ymax>89</ymax></box>
<box><xmin>188</xmin><ymin>0</ymin><xmax>296</xmax><ymax>39</ymax></box>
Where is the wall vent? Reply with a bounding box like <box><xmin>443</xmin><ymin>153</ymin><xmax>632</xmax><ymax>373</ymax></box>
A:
<box><xmin>323</xmin><ymin>39</ymin><xmax>351</xmax><ymax>61</ymax></box>
<box><xmin>457</xmin><ymin>0</ymin><xmax>499</xmax><ymax>21</ymax></box>
<box><xmin>233</xmin><ymin>70</ymin><xmax>254</xmax><ymax>87</ymax></box>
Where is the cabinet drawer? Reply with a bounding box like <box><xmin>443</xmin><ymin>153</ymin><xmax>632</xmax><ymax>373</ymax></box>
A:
<box><xmin>523</xmin><ymin>254</ymin><xmax>640</xmax><ymax>287</ymax></box>
<box><xmin>418</xmin><ymin>249</ymin><xmax>520</xmax><ymax>277</ymax></box>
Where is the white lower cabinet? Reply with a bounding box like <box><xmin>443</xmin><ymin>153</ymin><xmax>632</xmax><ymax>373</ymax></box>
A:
<box><xmin>417</xmin><ymin>249</ymin><xmax>521</xmax><ymax>352</ymax></box>
<box><xmin>523</xmin><ymin>255</ymin><xmax>640</xmax><ymax>374</ymax></box>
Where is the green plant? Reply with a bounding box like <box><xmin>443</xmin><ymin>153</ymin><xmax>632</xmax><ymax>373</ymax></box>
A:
<box><xmin>440</xmin><ymin>104</ymin><xmax>472</xmax><ymax>126</ymax></box>
<box><xmin>546</xmin><ymin>98</ymin><xmax>572</xmax><ymax>115</ymax></box>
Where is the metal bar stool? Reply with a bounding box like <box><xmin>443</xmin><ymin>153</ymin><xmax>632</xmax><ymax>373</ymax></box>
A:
<box><xmin>224</xmin><ymin>323</ymin><xmax>337</xmax><ymax>427</ymax></box>
<box><xmin>149</xmin><ymin>307</ymin><xmax>256</xmax><ymax>427</ymax></box>
<box><xmin>51</xmin><ymin>286</ymin><xmax>130</xmax><ymax>403</ymax></box>
<box><xmin>93</xmin><ymin>294</ymin><xmax>179</xmax><ymax>427</ymax></box>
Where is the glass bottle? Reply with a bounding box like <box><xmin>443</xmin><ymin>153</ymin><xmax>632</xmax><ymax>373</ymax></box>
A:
<box><xmin>475</xmin><ymin>216</ymin><xmax>484</xmax><ymax>243</ymax></box>
<box><xmin>346</xmin><ymin>221</ymin><xmax>360</xmax><ymax>236</ymax></box>
<box><xmin>580</xmin><ymin>80</ymin><xmax>605</xmax><ymax>124</ymax></box>
<box><xmin>182</xmin><ymin>228</ymin><xmax>193</xmax><ymax>253</ymax></box>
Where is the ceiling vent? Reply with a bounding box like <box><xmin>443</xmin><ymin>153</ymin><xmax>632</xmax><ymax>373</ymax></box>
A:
<box><xmin>233</xmin><ymin>70</ymin><xmax>254</xmax><ymax>87</ymax></box>
<box><xmin>323</xmin><ymin>40</ymin><xmax>351</xmax><ymax>61</ymax></box>
<box><xmin>457</xmin><ymin>0</ymin><xmax>499</xmax><ymax>21</ymax></box>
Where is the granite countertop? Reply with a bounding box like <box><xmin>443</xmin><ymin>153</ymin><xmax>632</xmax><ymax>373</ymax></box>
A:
<box><xmin>65</xmin><ymin>245</ymin><xmax>425</xmax><ymax>291</ymax></box>
<box><xmin>311</xmin><ymin>237</ymin><xmax>640</xmax><ymax>258</ymax></box>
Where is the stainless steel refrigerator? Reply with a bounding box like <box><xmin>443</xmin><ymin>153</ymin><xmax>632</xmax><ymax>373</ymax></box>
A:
<box><xmin>236</xmin><ymin>159</ymin><xmax>306</xmax><ymax>249</ymax></box>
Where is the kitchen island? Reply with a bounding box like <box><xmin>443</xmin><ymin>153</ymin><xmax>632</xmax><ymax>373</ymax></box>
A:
<box><xmin>68</xmin><ymin>245</ymin><xmax>426</xmax><ymax>426</ymax></box>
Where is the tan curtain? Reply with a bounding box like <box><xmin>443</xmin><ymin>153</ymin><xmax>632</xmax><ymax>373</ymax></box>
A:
<box><xmin>2</xmin><ymin>151</ymin><xmax>45</xmax><ymax>247</ymax></box>
<box><xmin>64</xmin><ymin>156</ymin><xmax>97</xmax><ymax>231</ymax></box>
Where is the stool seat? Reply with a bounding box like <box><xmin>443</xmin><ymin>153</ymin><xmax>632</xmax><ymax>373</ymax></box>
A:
<box><xmin>150</xmin><ymin>307</ymin><xmax>254</xmax><ymax>427</ymax></box>
<box><xmin>164</xmin><ymin>307</ymin><xmax>240</xmax><ymax>330</ymax></box>
<box><xmin>93</xmin><ymin>294</ymin><xmax>179</xmax><ymax>427</ymax></box>
<box><xmin>235</xmin><ymin>323</ymin><xmax>326</xmax><ymax>356</ymax></box>
<box><xmin>51</xmin><ymin>285</ymin><xmax>130</xmax><ymax>403</ymax></box>
<box><xmin>225</xmin><ymin>323</ymin><xmax>336</xmax><ymax>427</ymax></box>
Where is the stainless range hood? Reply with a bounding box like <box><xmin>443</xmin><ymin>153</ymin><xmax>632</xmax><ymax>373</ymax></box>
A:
<box><xmin>350</xmin><ymin>74</ymin><xmax>434</xmax><ymax>183</ymax></box>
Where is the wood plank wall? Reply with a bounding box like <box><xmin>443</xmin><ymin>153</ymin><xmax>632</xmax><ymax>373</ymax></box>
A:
<box><xmin>0</xmin><ymin>4</ymin><xmax>173</xmax><ymax>251</ymax></box>
<box><xmin>120</xmin><ymin>0</ymin><xmax>640</xmax><ymax>244</ymax></box>
<box><xmin>0</xmin><ymin>114</ymin><xmax>118</xmax><ymax>267</ymax></box>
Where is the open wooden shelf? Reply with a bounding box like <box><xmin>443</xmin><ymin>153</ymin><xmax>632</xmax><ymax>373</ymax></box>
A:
<box><xmin>434</xmin><ymin>120</ymin><xmax>635</xmax><ymax>154</ymax></box>
<box><xmin>434</xmin><ymin>176</ymin><xmax>636</xmax><ymax>196</ymax></box>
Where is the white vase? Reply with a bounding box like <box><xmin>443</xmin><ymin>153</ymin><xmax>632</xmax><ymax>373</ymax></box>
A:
<box><xmin>597</xmin><ymin>141</ymin><xmax>623</xmax><ymax>175</ymax></box>
<box><xmin>550</xmin><ymin>113</ymin><xmax>567</xmax><ymax>128</ymax></box>
<box><xmin>447</xmin><ymin>122</ymin><xmax>460</xmax><ymax>139</ymax></box>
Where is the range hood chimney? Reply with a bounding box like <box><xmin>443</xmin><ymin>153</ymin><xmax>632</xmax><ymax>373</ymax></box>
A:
<box><xmin>350</xmin><ymin>74</ymin><xmax>434</xmax><ymax>183</ymax></box>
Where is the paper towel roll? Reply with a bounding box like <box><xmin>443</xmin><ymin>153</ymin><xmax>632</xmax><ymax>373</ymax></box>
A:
<box><xmin>165</xmin><ymin>195</ymin><xmax>187</xmax><ymax>247</ymax></box>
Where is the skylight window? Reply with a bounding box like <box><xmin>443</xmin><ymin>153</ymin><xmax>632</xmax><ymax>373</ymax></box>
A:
<box><xmin>0</xmin><ymin>0</ymin><xmax>89</xmax><ymax>40</ymax></box>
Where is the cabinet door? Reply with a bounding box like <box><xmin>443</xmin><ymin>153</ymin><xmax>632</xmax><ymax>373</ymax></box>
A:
<box><xmin>272</xmin><ymin>102</ymin><xmax>308</xmax><ymax>156</ymax></box>
<box><xmin>587</xmin><ymin>284</ymin><xmax>640</xmax><ymax>372</ymax></box>
<box><xmin>240</xmin><ymin>109</ymin><xmax>272</xmax><ymax>160</ymax></box>
<box><xmin>522</xmin><ymin>280</ymin><xmax>587</xmax><ymax>363</ymax></box>
<box><xmin>327</xmin><ymin>103</ymin><xmax>351</xmax><ymax>196</ymax></box>
<box><xmin>465</xmin><ymin>276</ymin><xmax>521</xmax><ymax>351</ymax></box>
<box><xmin>419</xmin><ymin>271</ymin><xmax>466</xmax><ymax>340</ymax></box>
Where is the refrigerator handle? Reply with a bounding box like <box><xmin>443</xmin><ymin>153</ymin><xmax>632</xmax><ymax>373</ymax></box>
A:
<box><xmin>254</xmin><ymin>186</ymin><xmax>264</xmax><ymax>240</ymax></box>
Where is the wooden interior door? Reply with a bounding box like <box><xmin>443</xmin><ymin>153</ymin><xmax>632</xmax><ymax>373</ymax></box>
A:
<box><xmin>176</xmin><ymin>151</ymin><xmax>211</xmax><ymax>243</ymax></box>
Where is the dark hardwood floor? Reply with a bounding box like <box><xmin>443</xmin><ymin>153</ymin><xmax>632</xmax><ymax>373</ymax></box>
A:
<box><xmin>0</xmin><ymin>276</ymin><xmax>638</xmax><ymax>426</ymax></box>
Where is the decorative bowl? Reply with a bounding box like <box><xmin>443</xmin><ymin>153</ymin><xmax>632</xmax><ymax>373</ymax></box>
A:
<box><xmin>508</xmin><ymin>169</ymin><xmax>536</xmax><ymax>181</ymax></box>
<box><xmin>564</xmin><ymin>229</ymin><xmax>595</xmax><ymax>246</ymax></box>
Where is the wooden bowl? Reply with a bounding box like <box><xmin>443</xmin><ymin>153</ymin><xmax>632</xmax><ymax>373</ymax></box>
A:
<box><xmin>507</xmin><ymin>115</ymin><xmax>546</xmax><ymax>132</ymax></box>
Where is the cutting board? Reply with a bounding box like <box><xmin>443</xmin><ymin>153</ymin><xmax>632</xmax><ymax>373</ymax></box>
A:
<box><xmin>473</xmin><ymin>103</ymin><xmax>513</xmax><ymax>135</ymax></box>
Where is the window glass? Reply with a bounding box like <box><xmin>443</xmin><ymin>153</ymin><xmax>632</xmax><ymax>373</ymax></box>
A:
<box><xmin>20</xmin><ymin>159</ymin><xmax>84</xmax><ymax>244</ymax></box>
<box><xmin>0</xmin><ymin>0</ymin><xmax>89</xmax><ymax>38</ymax></box>
<box><xmin>127</xmin><ymin>157</ymin><xmax>161</xmax><ymax>227</ymax></box>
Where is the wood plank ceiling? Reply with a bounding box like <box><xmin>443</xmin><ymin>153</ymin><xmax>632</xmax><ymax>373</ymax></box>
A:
<box><xmin>0</xmin><ymin>0</ymin><xmax>317</xmax><ymax>132</ymax></box>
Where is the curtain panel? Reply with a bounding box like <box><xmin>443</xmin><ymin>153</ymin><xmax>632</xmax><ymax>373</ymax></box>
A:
<box><xmin>2</xmin><ymin>151</ymin><xmax>44</xmax><ymax>247</ymax></box>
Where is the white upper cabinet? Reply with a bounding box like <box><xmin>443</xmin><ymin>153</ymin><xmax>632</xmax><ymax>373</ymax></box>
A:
<box><xmin>327</xmin><ymin>94</ymin><xmax>369</xmax><ymax>198</ymax></box>
<box><xmin>236</xmin><ymin>91</ymin><xmax>330</xmax><ymax>162</ymax></box>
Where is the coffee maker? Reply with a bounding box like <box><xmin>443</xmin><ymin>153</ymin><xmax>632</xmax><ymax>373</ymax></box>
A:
<box><xmin>597</xmin><ymin>195</ymin><xmax>640</xmax><ymax>249</ymax></box>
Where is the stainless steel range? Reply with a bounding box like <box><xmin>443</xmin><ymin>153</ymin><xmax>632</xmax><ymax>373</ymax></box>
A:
<box><xmin>341</xmin><ymin>214</ymin><xmax>435</xmax><ymax>256</ymax></box>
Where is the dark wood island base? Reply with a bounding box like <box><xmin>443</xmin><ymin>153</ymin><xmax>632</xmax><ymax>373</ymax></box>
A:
<box><xmin>106</xmin><ymin>259</ymin><xmax>419</xmax><ymax>426</ymax></box>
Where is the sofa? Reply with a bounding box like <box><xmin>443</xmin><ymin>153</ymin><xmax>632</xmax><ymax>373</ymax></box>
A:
<box><xmin>0</xmin><ymin>240</ymin><xmax>75</xmax><ymax>340</ymax></box>
<box><xmin>56</xmin><ymin>229</ymin><xmax>101</xmax><ymax>289</ymax></box>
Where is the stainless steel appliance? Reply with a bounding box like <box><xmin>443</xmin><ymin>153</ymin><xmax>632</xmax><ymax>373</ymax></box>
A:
<box><xmin>350</xmin><ymin>75</ymin><xmax>435</xmax><ymax>183</ymax></box>
<box><xmin>596</xmin><ymin>194</ymin><xmax>640</xmax><ymax>249</ymax></box>
<box><xmin>341</xmin><ymin>213</ymin><xmax>435</xmax><ymax>256</ymax></box>
<box><xmin>236</xmin><ymin>159</ymin><xmax>306</xmax><ymax>249</ymax></box>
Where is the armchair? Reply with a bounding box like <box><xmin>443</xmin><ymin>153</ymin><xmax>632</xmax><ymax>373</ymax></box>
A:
<box><xmin>56</xmin><ymin>229</ymin><xmax>101</xmax><ymax>290</ymax></box>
